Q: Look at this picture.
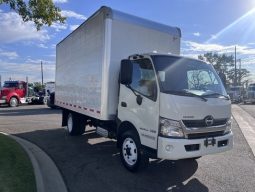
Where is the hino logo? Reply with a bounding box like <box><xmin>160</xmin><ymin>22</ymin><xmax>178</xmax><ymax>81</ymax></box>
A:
<box><xmin>204</xmin><ymin>116</ymin><xmax>214</xmax><ymax>126</ymax></box>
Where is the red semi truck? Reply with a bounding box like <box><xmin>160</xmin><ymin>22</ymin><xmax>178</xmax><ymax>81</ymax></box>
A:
<box><xmin>0</xmin><ymin>80</ymin><xmax>45</xmax><ymax>107</ymax></box>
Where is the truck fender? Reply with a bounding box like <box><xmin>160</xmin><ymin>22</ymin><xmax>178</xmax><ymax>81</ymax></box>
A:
<box><xmin>117</xmin><ymin>121</ymin><xmax>140</xmax><ymax>148</ymax></box>
<box><xmin>7</xmin><ymin>92</ymin><xmax>20</xmax><ymax>103</ymax></box>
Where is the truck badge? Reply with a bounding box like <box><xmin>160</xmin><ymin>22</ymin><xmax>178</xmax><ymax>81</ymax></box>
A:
<box><xmin>204</xmin><ymin>116</ymin><xmax>214</xmax><ymax>127</ymax></box>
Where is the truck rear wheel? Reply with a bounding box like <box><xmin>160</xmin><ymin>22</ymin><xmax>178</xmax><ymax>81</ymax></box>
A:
<box><xmin>66</xmin><ymin>112</ymin><xmax>85</xmax><ymax>136</ymax></box>
<box><xmin>9</xmin><ymin>97</ymin><xmax>18</xmax><ymax>107</ymax></box>
<box><xmin>120</xmin><ymin>130</ymin><xmax>149</xmax><ymax>172</ymax></box>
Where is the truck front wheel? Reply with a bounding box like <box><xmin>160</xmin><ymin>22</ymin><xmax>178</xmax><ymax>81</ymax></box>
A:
<box><xmin>66</xmin><ymin>112</ymin><xmax>85</xmax><ymax>136</ymax></box>
<box><xmin>120</xmin><ymin>131</ymin><xmax>149</xmax><ymax>172</ymax></box>
<box><xmin>9</xmin><ymin>97</ymin><xmax>18</xmax><ymax>107</ymax></box>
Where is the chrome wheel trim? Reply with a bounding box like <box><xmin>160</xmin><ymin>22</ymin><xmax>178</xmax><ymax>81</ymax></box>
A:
<box><xmin>67</xmin><ymin>114</ymin><xmax>73</xmax><ymax>133</ymax></box>
<box><xmin>122</xmin><ymin>137</ymin><xmax>138</xmax><ymax>166</ymax></box>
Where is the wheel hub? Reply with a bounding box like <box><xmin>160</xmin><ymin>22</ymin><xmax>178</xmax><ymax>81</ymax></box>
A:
<box><xmin>122</xmin><ymin>138</ymin><xmax>138</xmax><ymax>166</ymax></box>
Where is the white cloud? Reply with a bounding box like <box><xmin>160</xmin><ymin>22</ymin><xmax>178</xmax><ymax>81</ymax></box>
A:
<box><xmin>61</xmin><ymin>10</ymin><xmax>87</xmax><ymax>20</ymax></box>
<box><xmin>0</xmin><ymin>60</ymin><xmax>55</xmax><ymax>83</ymax></box>
<box><xmin>53</xmin><ymin>0</ymin><xmax>68</xmax><ymax>3</ymax></box>
<box><xmin>51</xmin><ymin>44</ymin><xmax>56</xmax><ymax>49</ymax></box>
<box><xmin>38</xmin><ymin>44</ymin><xmax>48</xmax><ymax>49</ymax></box>
<box><xmin>183</xmin><ymin>41</ymin><xmax>233</xmax><ymax>53</ymax></box>
<box><xmin>51</xmin><ymin>22</ymin><xmax>68</xmax><ymax>32</ymax></box>
<box><xmin>193</xmin><ymin>32</ymin><xmax>200</xmax><ymax>37</ymax></box>
<box><xmin>0</xmin><ymin>50</ymin><xmax>18</xmax><ymax>59</ymax></box>
<box><xmin>0</xmin><ymin>11</ymin><xmax>49</xmax><ymax>43</ymax></box>
<box><xmin>183</xmin><ymin>41</ymin><xmax>255</xmax><ymax>55</ymax></box>
<box><xmin>69</xmin><ymin>24</ymin><xmax>79</xmax><ymax>31</ymax></box>
<box><xmin>26</xmin><ymin>58</ymin><xmax>54</xmax><ymax>65</ymax></box>
<box><xmin>210</xmin><ymin>34</ymin><xmax>217</xmax><ymax>40</ymax></box>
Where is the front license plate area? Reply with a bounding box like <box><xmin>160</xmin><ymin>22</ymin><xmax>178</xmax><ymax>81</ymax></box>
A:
<box><xmin>204</xmin><ymin>137</ymin><xmax>216</xmax><ymax>147</ymax></box>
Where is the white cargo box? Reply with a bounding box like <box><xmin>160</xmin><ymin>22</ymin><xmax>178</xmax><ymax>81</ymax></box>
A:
<box><xmin>55</xmin><ymin>6</ymin><xmax>181</xmax><ymax>120</ymax></box>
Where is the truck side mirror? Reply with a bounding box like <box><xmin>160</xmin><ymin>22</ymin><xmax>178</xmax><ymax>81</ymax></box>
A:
<box><xmin>120</xmin><ymin>59</ymin><xmax>133</xmax><ymax>85</ymax></box>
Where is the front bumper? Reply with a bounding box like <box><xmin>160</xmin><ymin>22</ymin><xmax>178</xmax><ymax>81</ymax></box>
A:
<box><xmin>157</xmin><ymin>131</ymin><xmax>233</xmax><ymax>160</ymax></box>
<box><xmin>0</xmin><ymin>99</ymin><xmax>7</xmax><ymax>104</ymax></box>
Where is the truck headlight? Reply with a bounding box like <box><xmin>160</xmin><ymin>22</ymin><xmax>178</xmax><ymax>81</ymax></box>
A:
<box><xmin>1</xmin><ymin>96</ymin><xmax>7</xmax><ymax>99</ymax></box>
<box><xmin>224</xmin><ymin>119</ymin><xmax>232</xmax><ymax>134</ymax></box>
<box><xmin>160</xmin><ymin>118</ymin><xmax>184</xmax><ymax>138</ymax></box>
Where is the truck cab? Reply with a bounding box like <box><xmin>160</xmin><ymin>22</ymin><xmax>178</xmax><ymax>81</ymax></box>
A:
<box><xmin>227</xmin><ymin>86</ymin><xmax>243</xmax><ymax>103</ymax></box>
<box><xmin>0</xmin><ymin>81</ymin><xmax>27</xmax><ymax>107</ymax></box>
<box><xmin>117</xmin><ymin>54</ymin><xmax>233</xmax><ymax>170</ymax></box>
<box><xmin>244</xmin><ymin>84</ymin><xmax>255</xmax><ymax>104</ymax></box>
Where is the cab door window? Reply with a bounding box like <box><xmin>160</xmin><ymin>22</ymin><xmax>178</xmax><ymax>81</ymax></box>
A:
<box><xmin>130</xmin><ymin>59</ymin><xmax>157</xmax><ymax>101</ymax></box>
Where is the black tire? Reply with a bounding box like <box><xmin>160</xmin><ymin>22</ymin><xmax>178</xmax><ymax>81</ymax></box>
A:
<box><xmin>9</xmin><ymin>97</ymin><xmax>18</xmax><ymax>107</ymax></box>
<box><xmin>120</xmin><ymin>130</ymin><xmax>149</xmax><ymax>172</ymax></box>
<box><xmin>186</xmin><ymin>156</ymin><xmax>201</xmax><ymax>160</ymax></box>
<box><xmin>66</xmin><ymin>112</ymin><xmax>86</xmax><ymax>136</ymax></box>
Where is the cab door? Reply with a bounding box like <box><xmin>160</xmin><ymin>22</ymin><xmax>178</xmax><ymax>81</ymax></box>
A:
<box><xmin>15</xmin><ymin>82</ymin><xmax>26</xmax><ymax>98</ymax></box>
<box><xmin>118</xmin><ymin>58</ymin><xmax>159</xmax><ymax>149</ymax></box>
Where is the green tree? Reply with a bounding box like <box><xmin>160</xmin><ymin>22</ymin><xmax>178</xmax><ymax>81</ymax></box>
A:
<box><xmin>226</xmin><ymin>68</ymin><xmax>250</xmax><ymax>85</ymax></box>
<box><xmin>33</xmin><ymin>82</ymin><xmax>44</xmax><ymax>92</ymax></box>
<box><xmin>0</xmin><ymin>0</ymin><xmax>65</xmax><ymax>30</ymax></box>
<box><xmin>198</xmin><ymin>52</ymin><xmax>250</xmax><ymax>86</ymax></box>
<box><xmin>198</xmin><ymin>52</ymin><xmax>234</xmax><ymax>74</ymax></box>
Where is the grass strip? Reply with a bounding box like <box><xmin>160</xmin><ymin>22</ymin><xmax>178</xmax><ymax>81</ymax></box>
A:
<box><xmin>0</xmin><ymin>134</ymin><xmax>36</xmax><ymax>192</ymax></box>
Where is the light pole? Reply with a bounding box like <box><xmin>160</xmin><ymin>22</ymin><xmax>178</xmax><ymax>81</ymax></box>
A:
<box><xmin>234</xmin><ymin>46</ymin><xmax>237</xmax><ymax>86</ymax></box>
<box><xmin>238</xmin><ymin>59</ymin><xmax>241</xmax><ymax>86</ymax></box>
<box><xmin>41</xmin><ymin>61</ymin><xmax>44</xmax><ymax>86</ymax></box>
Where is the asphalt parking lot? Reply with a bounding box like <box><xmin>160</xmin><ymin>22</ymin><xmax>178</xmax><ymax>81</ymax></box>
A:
<box><xmin>0</xmin><ymin>104</ymin><xmax>255</xmax><ymax>192</ymax></box>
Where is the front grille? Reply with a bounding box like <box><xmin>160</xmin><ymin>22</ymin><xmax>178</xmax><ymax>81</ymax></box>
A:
<box><xmin>187</xmin><ymin>131</ymin><xmax>225</xmax><ymax>139</ymax></box>
<box><xmin>182</xmin><ymin>118</ymin><xmax>227</xmax><ymax>128</ymax></box>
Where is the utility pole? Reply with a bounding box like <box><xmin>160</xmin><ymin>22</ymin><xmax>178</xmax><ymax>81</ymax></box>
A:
<box><xmin>234</xmin><ymin>46</ymin><xmax>237</xmax><ymax>86</ymax></box>
<box><xmin>238</xmin><ymin>59</ymin><xmax>241</xmax><ymax>86</ymax></box>
<box><xmin>41</xmin><ymin>61</ymin><xmax>44</xmax><ymax>86</ymax></box>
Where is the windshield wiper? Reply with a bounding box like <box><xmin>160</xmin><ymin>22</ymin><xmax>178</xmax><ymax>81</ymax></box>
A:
<box><xmin>166</xmin><ymin>90</ymin><xmax>207</xmax><ymax>102</ymax></box>
<box><xmin>203</xmin><ymin>92</ymin><xmax>230</xmax><ymax>100</ymax></box>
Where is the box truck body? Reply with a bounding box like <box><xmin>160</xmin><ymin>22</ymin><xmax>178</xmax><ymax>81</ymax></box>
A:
<box><xmin>55</xmin><ymin>7</ymin><xmax>180</xmax><ymax>120</ymax></box>
<box><xmin>56</xmin><ymin>7</ymin><xmax>233</xmax><ymax>172</ymax></box>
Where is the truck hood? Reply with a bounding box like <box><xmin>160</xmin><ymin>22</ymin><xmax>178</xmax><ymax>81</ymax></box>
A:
<box><xmin>0</xmin><ymin>87</ymin><xmax>12</xmax><ymax>97</ymax></box>
<box><xmin>160</xmin><ymin>93</ymin><xmax>231</xmax><ymax>121</ymax></box>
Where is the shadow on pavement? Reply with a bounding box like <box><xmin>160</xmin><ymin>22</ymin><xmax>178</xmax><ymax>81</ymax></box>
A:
<box><xmin>16</xmin><ymin>128</ymin><xmax>208</xmax><ymax>192</ymax></box>
<box><xmin>0</xmin><ymin>107</ymin><xmax>61</xmax><ymax>116</ymax></box>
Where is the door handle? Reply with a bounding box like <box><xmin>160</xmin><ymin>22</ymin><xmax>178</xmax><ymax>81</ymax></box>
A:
<box><xmin>121</xmin><ymin>102</ymin><xmax>127</xmax><ymax>107</ymax></box>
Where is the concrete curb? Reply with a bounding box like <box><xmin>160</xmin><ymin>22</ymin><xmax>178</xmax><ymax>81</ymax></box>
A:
<box><xmin>0</xmin><ymin>132</ymin><xmax>68</xmax><ymax>192</ymax></box>
<box><xmin>232</xmin><ymin>105</ymin><xmax>255</xmax><ymax>157</ymax></box>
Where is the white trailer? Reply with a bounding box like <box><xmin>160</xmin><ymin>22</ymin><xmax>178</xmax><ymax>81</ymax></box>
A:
<box><xmin>56</xmin><ymin>6</ymin><xmax>233</xmax><ymax>172</ymax></box>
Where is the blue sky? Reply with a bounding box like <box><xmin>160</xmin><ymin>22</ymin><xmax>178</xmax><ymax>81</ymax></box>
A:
<box><xmin>0</xmin><ymin>0</ymin><xmax>255</xmax><ymax>83</ymax></box>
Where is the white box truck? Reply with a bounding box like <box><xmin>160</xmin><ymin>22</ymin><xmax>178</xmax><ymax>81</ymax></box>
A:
<box><xmin>55</xmin><ymin>6</ymin><xmax>233</xmax><ymax>172</ymax></box>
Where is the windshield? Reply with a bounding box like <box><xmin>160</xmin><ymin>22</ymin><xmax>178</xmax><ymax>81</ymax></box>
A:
<box><xmin>151</xmin><ymin>55</ymin><xmax>227</xmax><ymax>96</ymax></box>
<box><xmin>3</xmin><ymin>82</ymin><xmax>18</xmax><ymax>88</ymax></box>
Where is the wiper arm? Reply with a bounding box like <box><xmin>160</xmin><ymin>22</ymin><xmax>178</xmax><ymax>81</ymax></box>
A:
<box><xmin>167</xmin><ymin>90</ymin><xmax>207</xmax><ymax>102</ymax></box>
<box><xmin>203</xmin><ymin>92</ymin><xmax>230</xmax><ymax>100</ymax></box>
